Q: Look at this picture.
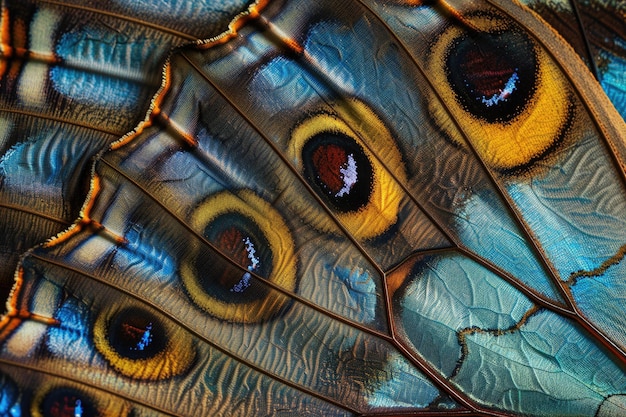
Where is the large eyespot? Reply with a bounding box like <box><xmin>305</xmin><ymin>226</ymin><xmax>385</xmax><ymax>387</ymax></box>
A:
<box><xmin>180</xmin><ymin>190</ymin><xmax>297</xmax><ymax>323</ymax></box>
<box><xmin>427</xmin><ymin>13</ymin><xmax>573</xmax><ymax>172</ymax></box>
<box><xmin>93</xmin><ymin>306</ymin><xmax>195</xmax><ymax>380</ymax></box>
<box><xmin>289</xmin><ymin>99</ymin><xmax>407</xmax><ymax>240</ymax></box>
<box><xmin>31</xmin><ymin>384</ymin><xmax>128</xmax><ymax>417</ymax></box>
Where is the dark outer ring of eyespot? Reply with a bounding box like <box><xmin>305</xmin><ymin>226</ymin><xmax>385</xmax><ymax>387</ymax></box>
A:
<box><xmin>445</xmin><ymin>29</ymin><xmax>537</xmax><ymax>123</ymax></box>
<box><xmin>93</xmin><ymin>305</ymin><xmax>195</xmax><ymax>380</ymax></box>
<box><xmin>180</xmin><ymin>190</ymin><xmax>297</xmax><ymax>323</ymax></box>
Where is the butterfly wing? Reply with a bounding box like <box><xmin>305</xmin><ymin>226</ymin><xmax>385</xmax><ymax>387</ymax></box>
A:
<box><xmin>519</xmin><ymin>0</ymin><xmax>626</xmax><ymax>119</ymax></box>
<box><xmin>0</xmin><ymin>0</ymin><xmax>251</xmax><ymax>300</ymax></box>
<box><xmin>1</xmin><ymin>0</ymin><xmax>626</xmax><ymax>416</ymax></box>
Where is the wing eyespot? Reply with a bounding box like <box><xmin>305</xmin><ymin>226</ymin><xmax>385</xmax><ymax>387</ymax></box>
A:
<box><xmin>428</xmin><ymin>13</ymin><xmax>573</xmax><ymax>172</ymax></box>
<box><xmin>93</xmin><ymin>305</ymin><xmax>195</xmax><ymax>380</ymax></box>
<box><xmin>180</xmin><ymin>190</ymin><xmax>297</xmax><ymax>323</ymax></box>
<box><xmin>31</xmin><ymin>384</ymin><xmax>126</xmax><ymax>417</ymax></box>
<box><xmin>288</xmin><ymin>99</ymin><xmax>407</xmax><ymax>240</ymax></box>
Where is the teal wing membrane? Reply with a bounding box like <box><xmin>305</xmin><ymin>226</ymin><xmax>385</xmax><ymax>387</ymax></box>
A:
<box><xmin>1</xmin><ymin>0</ymin><xmax>626</xmax><ymax>416</ymax></box>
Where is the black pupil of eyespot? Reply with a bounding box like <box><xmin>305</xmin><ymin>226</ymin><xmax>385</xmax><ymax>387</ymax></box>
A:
<box><xmin>445</xmin><ymin>29</ymin><xmax>537</xmax><ymax>123</ymax></box>
<box><xmin>302</xmin><ymin>132</ymin><xmax>373</xmax><ymax>213</ymax></box>
<box><xmin>107</xmin><ymin>307</ymin><xmax>166</xmax><ymax>360</ymax></box>
<box><xmin>195</xmin><ymin>213</ymin><xmax>272</xmax><ymax>304</ymax></box>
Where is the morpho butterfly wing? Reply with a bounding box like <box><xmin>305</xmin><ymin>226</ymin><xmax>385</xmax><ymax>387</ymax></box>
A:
<box><xmin>2</xmin><ymin>0</ymin><xmax>626</xmax><ymax>416</ymax></box>
<box><xmin>0</xmin><ymin>0</ymin><xmax>251</xmax><ymax>300</ymax></box>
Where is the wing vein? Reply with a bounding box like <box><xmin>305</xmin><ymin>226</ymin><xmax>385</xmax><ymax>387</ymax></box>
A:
<box><xmin>27</xmin><ymin>251</ymin><xmax>361</xmax><ymax>415</ymax></box>
<box><xmin>0</xmin><ymin>358</ymin><xmax>182</xmax><ymax>416</ymax></box>
<box><xmin>38</xmin><ymin>0</ymin><xmax>199</xmax><ymax>41</ymax></box>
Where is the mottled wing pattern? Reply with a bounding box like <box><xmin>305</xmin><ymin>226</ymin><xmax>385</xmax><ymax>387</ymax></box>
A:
<box><xmin>0</xmin><ymin>0</ymin><xmax>251</xmax><ymax>299</ymax></box>
<box><xmin>1</xmin><ymin>0</ymin><xmax>626</xmax><ymax>416</ymax></box>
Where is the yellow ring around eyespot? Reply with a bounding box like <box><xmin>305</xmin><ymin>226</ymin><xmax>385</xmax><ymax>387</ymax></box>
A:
<box><xmin>427</xmin><ymin>16</ymin><xmax>570</xmax><ymax>171</ymax></box>
<box><xmin>93</xmin><ymin>307</ymin><xmax>195</xmax><ymax>380</ymax></box>
<box><xmin>289</xmin><ymin>99</ymin><xmax>407</xmax><ymax>240</ymax></box>
<box><xmin>180</xmin><ymin>190</ymin><xmax>296</xmax><ymax>323</ymax></box>
<box><xmin>31</xmin><ymin>383</ymin><xmax>129</xmax><ymax>417</ymax></box>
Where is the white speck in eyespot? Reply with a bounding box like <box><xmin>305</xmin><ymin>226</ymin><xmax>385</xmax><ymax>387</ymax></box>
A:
<box><xmin>335</xmin><ymin>153</ymin><xmax>358</xmax><ymax>197</ymax></box>
<box><xmin>479</xmin><ymin>70</ymin><xmax>519</xmax><ymax>107</ymax></box>
<box><xmin>230</xmin><ymin>237</ymin><xmax>260</xmax><ymax>293</ymax></box>
<box><xmin>74</xmin><ymin>399</ymin><xmax>83</xmax><ymax>417</ymax></box>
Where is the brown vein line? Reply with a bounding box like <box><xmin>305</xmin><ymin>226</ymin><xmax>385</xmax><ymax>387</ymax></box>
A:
<box><xmin>568</xmin><ymin>0</ymin><xmax>600</xmax><ymax>80</ymax></box>
<box><xmin>485</xmin><ymin>0</ymin><xmax>626</xmax><ymax>365</ymax></box>
<box><xmin>0</xmin><ymin>107</ymin><xmax>124</xmax><ymax>137</ymax></box>
<box><xmin>352</xmin><ymin>0</ymin><xmax>577</xmax><ymax>312</ymax></box>
<box><xmin>391</xmin><ymin>338</ymin><xmax>514</xmax><ymax>417</ymax></box>
<box><xmin>38</xmin><ymin>0</ymin><xmax>199</xmax><ymax>41</ymax></box>
<box><xmin>568</xmin><ymin>243</ymin><xmax>626</xmax><ymax>285</ymax></box>
<box><xmin>455</xmin><ymin>246</ymin><xmax>573</xmax><ymax>315</ymax></box>
<box><xmin>178</xmin><ymin>52</ymin><xmax>394</xmax><ymax>324</ymax></box>
<box><xmin>385</xmin><ymin>247</ymin><xmax>572</xmax><ymax>316</ymax></box>
<box><xmin>486</xmin><ymin>0</ymin><xmax>626</xmax><ymax>188</ymax></box>
<box><xmin>0</xmin><ymin>202</ymin><xmax>70</xmax><ymax>225</ymax></box>
<box><xmin>356</xmin><ymin>410</ymin><xmax>483</xmax><ymax>417</ymax></box>
<box><xmin>0</xmin><ymin>358</ymin><xmax>181</xmax><ymax>417</ymax></box>
<box><xmin>97</xmin><ymin>156</ymin><xmax>392</xmax><ymax>342</ymax></box>
<box><xmin>255</xmin><ymin>13</ymin><xmax>569</xmax><ymax>317</ymax></box>
<box><xmin>29</xmin><ymin>252</ymin><xmax>359</xmax><ymax>416</ymax></box>
<box><xmin>450</xmin><ymin>306</ymin><xmax>540</xmax><ymax>379</ymax></box>
<box><xmin>384</xmin><ymin>247</ymin><xmax>455</xmax><ymax>275</ymax></box>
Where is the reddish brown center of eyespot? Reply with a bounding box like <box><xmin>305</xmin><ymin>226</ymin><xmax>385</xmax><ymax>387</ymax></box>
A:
<box><xmin>121</xmin><ymin>320</ymin><xmax>150</xmax><ymax>347</ymax></box>
<box><xmin>216</xmin><ymin>227</ymin><xmax>251</xmax><ymax>266</ymax></box>
<box><xmin>461</xmin><ymin>48</ymin><xmax>516</xmax><ymax>97</ymax></box>
<box><xmin>49</xmin><ymin>395</ymin><xmax>80</xmax><ymax>417</ymax></box>
<box><xmin>312</xmin><ymin>144</ymin><xmax>348</xmax><ymax>194</ymax></box>
<box><xmin>107</xmin><ymin>308</ymin><xmax>165</xmax><ymax>359</ymax></box>
<box><xmin>215</xmin><ymin>227</ymin><xmax>252</xmax><ymax>287</ymax></box>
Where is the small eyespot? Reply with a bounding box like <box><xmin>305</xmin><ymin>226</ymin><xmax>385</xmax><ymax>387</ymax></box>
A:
<box><xmin>31</xmin><ymin>384</ymin><xmax>130</xmax><ymax>417</ymax></box>
<box><xmin>180</xmin><ymin>190</ymin><xmax>297</xmax><ymax>323</ymax></box>
<box><xmin>93</xmin><ymin>305</ymin><xmax>195</xmax><ymax>380</ymax></box>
